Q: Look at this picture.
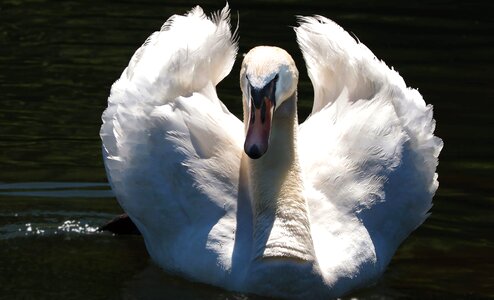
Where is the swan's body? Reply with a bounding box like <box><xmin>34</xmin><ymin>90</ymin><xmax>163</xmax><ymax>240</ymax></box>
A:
<box><xmin>101</xmin><ymin>5</ymin><xmax>442</xmax><ymax>299</ymax></box>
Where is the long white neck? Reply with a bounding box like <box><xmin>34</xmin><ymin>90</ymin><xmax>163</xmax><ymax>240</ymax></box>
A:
<box><xmin>246</xmin><ymin>93</ymin><xmax>315</xmax><ymax>262</ymax></box>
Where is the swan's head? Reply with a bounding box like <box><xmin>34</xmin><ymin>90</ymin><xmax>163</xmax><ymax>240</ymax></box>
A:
<box><xmin>240</xmin><ymin>46</ymin><xmax>299</xmax><ymax>159</ymax></box>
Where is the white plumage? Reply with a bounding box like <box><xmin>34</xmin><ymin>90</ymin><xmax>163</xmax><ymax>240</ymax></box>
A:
<box><xmin>100</xmin><ymin>5</ymin><xmax>442</xmax><ymax>299</ymax></box>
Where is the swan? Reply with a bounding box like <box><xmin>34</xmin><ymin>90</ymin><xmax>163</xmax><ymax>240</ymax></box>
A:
<box><xmin>100</xmin><ymin>5</ymin><xmax>442</xmax><ymax>299</ymax></box>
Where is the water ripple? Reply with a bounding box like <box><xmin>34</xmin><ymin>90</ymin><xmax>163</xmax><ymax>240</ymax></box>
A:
<box><xmin>0</xmin><ymin>220</ymin><xmax>101</xmax><ymax>240</ymax></box>
<box><xmin>0</xmin><ymin>181</ymin><xmax>114</xmax><ymax>198</ymax></box>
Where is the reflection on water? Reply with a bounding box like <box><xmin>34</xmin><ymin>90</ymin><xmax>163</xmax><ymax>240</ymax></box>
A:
<box><xmin>1</xmin><ymin>0</ymin><xmax>493</xmax><ymax>299</ymax></box>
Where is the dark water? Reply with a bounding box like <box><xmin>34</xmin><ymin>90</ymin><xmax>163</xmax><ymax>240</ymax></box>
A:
<box><xmin>1</xmin><ymin>0</ymin><xmax>493</xmax><ymax>299</ymax></box>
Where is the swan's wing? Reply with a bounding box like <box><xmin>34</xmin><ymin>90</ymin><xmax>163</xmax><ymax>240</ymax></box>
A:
<box><xmin>295</xmin><ymin>16</ymin><xmax>381</xmax><ymax>115</ymax></box>
<box><xmin>295</xmin><ymin>17</ymin><xmax>443</xmax><ymax>269</ymax></box>
<box><xmin>100</xmin><ymin>5</ymin><xmax>244</xmax><ymax>276</ymax></box>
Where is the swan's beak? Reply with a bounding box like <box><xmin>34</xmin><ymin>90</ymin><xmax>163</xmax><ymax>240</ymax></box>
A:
<box><xmin>244</xmin><ymin>81</ymin><xmax>276</xmax><ymax>159</ymax></box>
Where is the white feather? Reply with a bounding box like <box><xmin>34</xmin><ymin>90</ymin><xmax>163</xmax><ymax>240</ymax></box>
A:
<box><xmin>100</xmin><ymin>6</ymin><xmax>443</xmax><ymax>299</ymax></box>
<box><xmin>100</xmin><ymin>4</ymin><xmax>245</xmax><ymax>286</ymax></box>
<box><xmin>297</xmin><ymin>16</ymin><xmax>443</xmax><ymax>288</ymax></box>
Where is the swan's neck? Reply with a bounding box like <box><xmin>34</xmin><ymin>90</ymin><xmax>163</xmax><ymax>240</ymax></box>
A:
<box><xmin>247</xmin><ymin>93</ymin><xmax>315</xmax><ymax>262</ymax></box>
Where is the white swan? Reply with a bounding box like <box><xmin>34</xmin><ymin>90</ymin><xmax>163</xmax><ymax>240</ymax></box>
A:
<box><xmin>100</xmin><ymin>5</ymin><xmax>442</xmax><ymax>299</ymax></box>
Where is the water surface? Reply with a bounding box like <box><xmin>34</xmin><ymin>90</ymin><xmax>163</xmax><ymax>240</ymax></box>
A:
<box><xmin>1</xmin><ymin>0</ymin><xmax>493</xmax><ymax>299</ymax></box>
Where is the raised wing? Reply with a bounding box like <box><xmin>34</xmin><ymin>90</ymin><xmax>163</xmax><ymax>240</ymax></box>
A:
<box><xmin>295</xmin><ymin>16</ymin><xmax>443</xmax><ymax>264</ymax></box>
<box><xmin>100</xmin><ymin>5</ymin><xmax>244</xmax><ymax>275</ymax></box>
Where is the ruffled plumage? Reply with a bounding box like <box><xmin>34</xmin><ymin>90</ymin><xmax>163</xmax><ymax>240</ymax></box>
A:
<box><xmin>297</xmin><ymin>17</ymin><xmax>443</xmax><ymax>287</ymax></box>
<box><xmin>100</xmin><ymin>5</ymin><xmax>442</xmax><ymax>299</ymax></box>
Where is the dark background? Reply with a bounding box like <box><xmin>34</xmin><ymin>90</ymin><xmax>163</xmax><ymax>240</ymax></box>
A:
<box><xmin>1</xmin><ymin>0</ymin><xmax>493</xmax><ymax>299</ymax></box>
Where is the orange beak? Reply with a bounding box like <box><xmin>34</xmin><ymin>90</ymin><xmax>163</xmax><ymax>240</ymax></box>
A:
<box><xmin>244</xmin><ymin>77</ymin><xmax>277</xmax><ymax>159</ymax></box>
<box><xmin>244</xmin><ymin>96</ymin><xmax>274</xmax><ymax>159</ymax></box>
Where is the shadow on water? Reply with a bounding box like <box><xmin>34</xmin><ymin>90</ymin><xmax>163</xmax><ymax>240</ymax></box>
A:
<box><xmin>1</xmin><ymin>0</ymin><xmax>493</xmax><ymax>299</ymax></box>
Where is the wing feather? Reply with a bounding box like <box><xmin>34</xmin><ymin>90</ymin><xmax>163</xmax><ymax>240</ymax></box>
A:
<box><xmin>100</xmin><ymin>5</ymin><xmax>243</xmax><ymax>279</ymax></box>
<box><xmin>296</xmin><ymin>16</ymin><xmax>443</xmax><ymax>269</ymax></box>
